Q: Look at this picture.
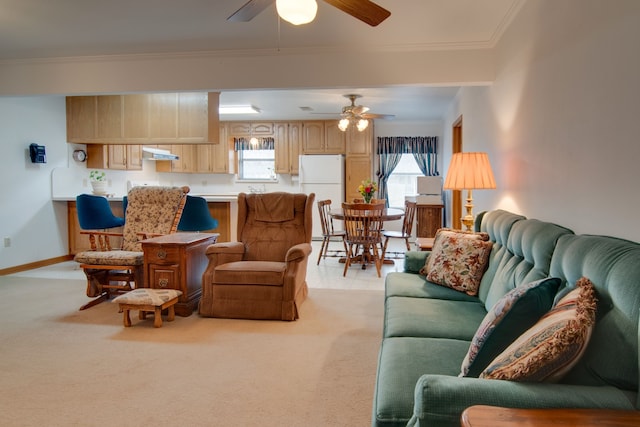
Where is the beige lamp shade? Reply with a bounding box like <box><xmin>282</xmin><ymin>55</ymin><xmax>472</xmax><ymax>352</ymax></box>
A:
<box><xmin>444</xmin><ymin>152</ymin><xmax>496</xmax><ymax>231</ymax></box>
<box><xmin>444</xmin><ymin>152</ymin><xmax>496</xmax><ymax>190</ymax></box>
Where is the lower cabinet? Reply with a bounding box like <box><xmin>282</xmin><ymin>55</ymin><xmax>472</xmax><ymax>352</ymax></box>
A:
<box><xmin>141</xmin><ymin>232</ymin><xmax>218</xmax><ymax>316</ymax></box>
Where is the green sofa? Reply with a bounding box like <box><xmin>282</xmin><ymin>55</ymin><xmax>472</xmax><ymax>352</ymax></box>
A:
<box><xmin>372</xmin><ymin>209</ymin><xmax>640</xmax><ymax>427</ymax></box>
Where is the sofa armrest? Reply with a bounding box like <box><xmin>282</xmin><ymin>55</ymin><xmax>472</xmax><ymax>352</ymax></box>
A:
<box><xmin>407</xmin><ymin>375</ymin><xmax>636</xmax><ymax>427</ymax></box>
<box><xmin>404</xmin><ymin>250</ymin><xmax>430</xmax><ymax>274</ymax></box>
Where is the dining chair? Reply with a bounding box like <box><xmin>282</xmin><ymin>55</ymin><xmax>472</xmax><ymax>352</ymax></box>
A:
<box><xmin>341</xmin><ymin>202</ymin><xmax>385</xmax><ymax>277</ymax></box>
<box><xmin>381</xmin><ymin>200</ymin><xmax>417</xmax><ymax>260</ymax></box>
<box><xmin>316</xmin><ymin>199</ymin><xmax>346</xmax><ymax>264</ymax></box>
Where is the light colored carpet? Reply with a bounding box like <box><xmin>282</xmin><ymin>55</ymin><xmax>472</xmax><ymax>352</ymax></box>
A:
<box><xmin>0</xmin><ymin>275</ymin><xmax>384</xmax><ymax>427</ymax></box>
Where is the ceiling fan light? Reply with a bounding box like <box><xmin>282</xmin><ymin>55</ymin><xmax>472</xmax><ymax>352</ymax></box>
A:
<box><xmin>276</xmin><ymin>0</ymin><xmax>318</xmax><ymax>25</ymax></box>
<box><xmin>357</xmin><ymin>119</ymin><xmax>369</xmax><ymax>132</ymax></box>
<box><xmin>338</xmin><ymin>118</ymin><xmax>349</xmax><ymax>131</ymax></box>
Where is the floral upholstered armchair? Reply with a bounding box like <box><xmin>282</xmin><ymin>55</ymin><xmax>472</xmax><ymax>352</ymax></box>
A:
<box><xmin>74</xmin><ymin>186</ymin><xmax>189</xmax><ymax>310</ymax></box>
<box><xmin>200</xmin><ymin>192</ymin><xmax>315</xmax><ymax>321</ymax></box>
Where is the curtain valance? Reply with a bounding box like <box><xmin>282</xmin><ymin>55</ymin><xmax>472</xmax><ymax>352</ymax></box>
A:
<box><xmin>233</xmin><ymin>137</ymin><xmax>275</xmax><ymax>151</ymax></box>
<box><xmin>376</xmin><ymin>136</ymin><xmax>438</xmax><ymax>154</ymax></box>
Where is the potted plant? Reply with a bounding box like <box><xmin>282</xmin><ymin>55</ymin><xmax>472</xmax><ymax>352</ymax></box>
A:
<box><xmin>89</xmin><ymin>170</ymin><xmax>107</xmax><ymax>195</ymax></box>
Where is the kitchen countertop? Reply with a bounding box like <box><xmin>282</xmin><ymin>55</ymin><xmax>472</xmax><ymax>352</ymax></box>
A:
<box><xmin>52</xmin><ymin>194</ymin><xmax>239</xmax><ymax>202</ymax></box>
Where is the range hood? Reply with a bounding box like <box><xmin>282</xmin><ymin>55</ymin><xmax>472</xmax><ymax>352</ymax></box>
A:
<box><xmin>142</xmin><ymin>146</ymin><xmax>179</xmax><ymax>161</ymax></box>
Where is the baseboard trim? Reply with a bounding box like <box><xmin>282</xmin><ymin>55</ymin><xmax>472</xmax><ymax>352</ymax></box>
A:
<box><xmin>0</xmin><ymin>255</ymin><xmax>74</xmax><ymax>276</ymax></box>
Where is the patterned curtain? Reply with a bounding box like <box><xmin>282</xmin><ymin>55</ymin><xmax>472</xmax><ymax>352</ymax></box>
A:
<box><xmin>376</xmin><ymin>136</ymin><xmax>439</xmax><ymax>204</ymax></box>
<box><xmin>233</xmin><ymin>137</ymin><xmax>275</xmax><ymax>151</ymax></box>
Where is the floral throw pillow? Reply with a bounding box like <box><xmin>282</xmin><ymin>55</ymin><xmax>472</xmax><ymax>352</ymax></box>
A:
<box><xmin>420</xmin><ymin>230</ymin><xmax>493</xmax><ymax>296</ymax></box>
<box><xmin>460</xmin><ymin>277</ymin><xmax>562</xmax><ymax>377</ymax></box>
<box><xmin>480</xmin><ymin>277</ymin><xmax>597</xmax><ymax>382</ymax></box>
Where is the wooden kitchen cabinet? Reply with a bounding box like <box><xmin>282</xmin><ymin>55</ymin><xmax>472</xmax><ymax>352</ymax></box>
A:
<box><xmin>288</xmin><ymin>121</ymin><xmax>302</xmax><ymax>174</ymax></box>
<box><xmin>66</xmin><ymin>92</ymin><xmax>219</xmax><ymax>145</ymax></box>
<box><xmin>142</xmin><ymin>232</ymin><xmax>218</xmax><ymax>316</ymax></box>
<box><xmin>301</xmin><ymin>121</ymin><xmax>325</xmax><ymax>153</ymax></box>
<box><xmin>86</xmin><ymin>144</ymin><xmax>142</xmax><ymax>170</ymax></box>
<box><xmin>274</xmin><ymin>121</ymin><xmax>302</xmax><ymax>174</ymax></box>
<box><xmin>345</xmin><ymin>120</ymin><xmax>372</xmax><ymax>155</ymax></box>
<box><xmin>66</xmin><ymin>96</ymin><xmax>97</xmax><ymax>142</ymax></box>
<box><xmin>227</xmin><ymin>122</ymin><xmax>274</xmax><ymax>137</ymax></box>
<box><xmin>345</xmin><ymin>156</ymin><xmax>372</xmax><ymax>202</ymax></box>
<box><xmin>301</xmin><ymin>120</ymin><xmax>345</xmax><ymax>154</ymax></box>
<box><xmin>416</xmin><ymin>204</ymin><xmax>444</xmax><ymax>238</ymax></box>
<box><xmin>324</xmin><ymin>121</ymin><xmax>347</xmax><ymax>153</ymax></box>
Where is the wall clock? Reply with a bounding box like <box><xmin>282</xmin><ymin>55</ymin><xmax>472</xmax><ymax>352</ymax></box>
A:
<box><xmin>72</xmin><ymin>149</ymin><xmax>87</xmax><ymax>162</ymax></box>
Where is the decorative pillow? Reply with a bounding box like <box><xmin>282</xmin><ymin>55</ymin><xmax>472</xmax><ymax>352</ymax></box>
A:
<box><xmin>459</xmin><ymin>277</ymin><xmax>562</xmax><ymax>377</ymax></box>
<box><xmin>480</xmin><ymin>277</ymin><xmax>597</xmax><ymax>382</ymax></box>
<box><xmin>419</xmin><ymin>228</ymin><xmax>490</xmax><ymax>277</ymax></box>
<box><xmin>420</xmin><ymin>231</ymin><xmax>493</xmax><ymax>296</ymax></box>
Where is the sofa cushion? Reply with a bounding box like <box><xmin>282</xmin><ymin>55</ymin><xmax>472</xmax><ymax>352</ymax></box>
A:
<box><xmin>460</xmin><ymin>277</ymin><xmax>561</xmax><ymax>377</ymax></box>
<box><xmin>480</xmin><ymin>277</ymin><xmax>597</xmax><ymax>382</ymax></box>
<box><xmin>420</xmin><ymin>231</ymin><xmax>493</xmax><ymax>296</ymax></box>
<box><xmin>374</xmin><ymin>337</ymin><xmax>471</xmax><ymax>427</ymax></box>
<box><xmin>385</xmin><ymin>272</ymin><xmax>481</xmax><ymax>302</ymax></box>
<box><xmin>384</xmin><ymin>296</ymin><xmax>487</xmax><ymax>340</ymax></box>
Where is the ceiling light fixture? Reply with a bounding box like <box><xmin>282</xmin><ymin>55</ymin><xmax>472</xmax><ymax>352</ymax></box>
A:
<box><xmin>276</xmin><ymin>0</ymin><xmax>318</xmax><ymax>25</ymax></box>
<box><xmin>338</xmin><ymin>117</ymin><xmax>369</xmax><ymax>132</ymax></box>
<box><xmin>219</xmin><ymin>105</ymin><xmax>261</xmax><ymax>115</ymax></box>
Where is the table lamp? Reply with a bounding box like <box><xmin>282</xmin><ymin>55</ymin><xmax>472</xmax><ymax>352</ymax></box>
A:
<box><xmin>444</xmin><ymin>152</ymin><xmax>496</xmax><ymax>231</ymax></box>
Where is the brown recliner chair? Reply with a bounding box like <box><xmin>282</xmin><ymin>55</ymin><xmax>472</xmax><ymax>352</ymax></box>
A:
<box><xmin>200</xmin><ymin>192</ymin><xmax>315</xmax><ymax>321</ymax></box>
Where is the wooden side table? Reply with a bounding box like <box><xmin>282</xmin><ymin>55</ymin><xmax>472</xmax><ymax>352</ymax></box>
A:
<box><xmin>141</xmin><ymin>232</ymin><xmax>218</xmax><ymax>316</ymax></box>
<box><xmin>461</xmin><ymin>405</ymin><xmax>640</xmax><ymax>427</ymax></box>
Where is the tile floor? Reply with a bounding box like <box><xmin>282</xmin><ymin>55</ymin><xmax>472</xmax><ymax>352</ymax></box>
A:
<box><xmin>11</xmin><ymin>238</ymin><xmax>415</xmax><ymax>291</ymax></box>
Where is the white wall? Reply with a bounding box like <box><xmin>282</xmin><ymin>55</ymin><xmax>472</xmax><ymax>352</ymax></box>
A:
<box><xmin>443</xmin><ymin>0</ymin><xmax>640</xmax><ymax>241</ymax></box>
<box><xmin>0</xmin><ymin>97</ymin><xmax>69</xmax><ymax>268</ymax></box>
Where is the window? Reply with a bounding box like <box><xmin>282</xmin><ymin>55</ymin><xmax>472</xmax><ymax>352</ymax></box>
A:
<box><xmin>386</xmin><ymin>154</ymin><xmax>423</xmax><ymax>208</ymax></box>
<box><xmin>234</xmin><ymin>137</ymin><xmax>276</xmax><ymax>181</ymax></box>
<box><xmin>238</xmin><ymin>149</ymin><xmax>276</xmax><ymax>180</ymax></box>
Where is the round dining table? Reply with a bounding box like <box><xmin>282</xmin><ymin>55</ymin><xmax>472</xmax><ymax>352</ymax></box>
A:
<box><xmin>329</xmin><ymin>207</ymin><xmax>404</xmax><ymax>222</ymax></box>
<box><xmin>329</xmin><ymin>207</ymin><xmax>405</xmax><ymax>267</ymax></box>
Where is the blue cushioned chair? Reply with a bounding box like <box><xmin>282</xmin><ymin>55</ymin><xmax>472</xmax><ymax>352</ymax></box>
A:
<box><xmin>178</xmin><ymin>196</ymin><xmax>219</xmax><ymax>232</ymax></box>
<box><xmin>76</xmin><ymin>194</ymin><xmax>125</xmax><ymax>230</ymax></box>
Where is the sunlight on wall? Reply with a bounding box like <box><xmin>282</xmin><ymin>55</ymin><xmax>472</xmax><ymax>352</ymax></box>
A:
<box><xmin>495</xmin><ymin>194</ymin><xmax>521</xmax><ymax>214</ymax></box>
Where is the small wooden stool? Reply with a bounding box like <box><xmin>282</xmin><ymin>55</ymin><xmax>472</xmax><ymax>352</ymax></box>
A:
<box><xmin>112</xmin><ymin>288</ymin><xmax>182</xmax><ymax>328</ymax></box>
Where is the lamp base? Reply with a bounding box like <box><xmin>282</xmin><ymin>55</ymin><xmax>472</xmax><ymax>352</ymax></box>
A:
<box><xmin>461</xmin><ymin>189</ymin><xmax>475</xmax><ymax>232</ymax></box>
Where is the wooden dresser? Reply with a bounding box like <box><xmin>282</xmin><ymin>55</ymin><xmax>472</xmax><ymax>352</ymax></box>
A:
<box><xmin>141</xmin><ymin>232</ymin><xmax>218</xmax><ymax>316</ymax></box>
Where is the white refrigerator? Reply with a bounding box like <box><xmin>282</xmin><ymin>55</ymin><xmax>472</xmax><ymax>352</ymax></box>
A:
<box><xmin>299</xmin><ymin>154</ymin><xmax>345</xmax><ymax>240</ymax></box>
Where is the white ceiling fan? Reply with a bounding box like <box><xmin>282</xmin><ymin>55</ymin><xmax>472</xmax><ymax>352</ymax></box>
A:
<box><xmin>319</xmin><ymin>94</ymin><xmax>395</xmax><ymax>132</ymax></box>
<box><xmin>228</xmin><ymin>0</ymin><xmax>391</xmax><ymax>27</ymax></box>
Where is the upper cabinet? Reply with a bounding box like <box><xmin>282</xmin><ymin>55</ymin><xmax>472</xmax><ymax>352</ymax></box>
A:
<box><xmin>274</xmin><ymin>122</ymin><xmax>302</xmax><ymax>175</ymax></box>
<box><xmin>301</xmin><ymin>121</ymin><xmax>346</xmax><ymax>154</ymax></box>
<box><xmin>227</xmin><ymin>122</ymin><xmax>274</xmax><ymax>137</ymax></box>
<box><xmin>66</xmin><ymin>92</ymin><xmax>219</xmax><ymax>145</ymax></box>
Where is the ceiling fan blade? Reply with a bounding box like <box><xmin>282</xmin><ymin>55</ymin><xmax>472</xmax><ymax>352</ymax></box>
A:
<box><xmin>323</xmin><ymin>0</ymin><xmax>391</xmax><ymax>27</ymax></box>
<box><xmin>227</xmin><ymin>0</ymin><xmax>274</xmax><ymax>22</ymax></box>
<box><xmin>362</xmin><ymin>113</ymin><xmax>395</xmax><ymax>120</ymax></box>
<box><xmin>352</xmin><ymin>105</ymin><xmax>369</xmax><ymax>115</ymax></box>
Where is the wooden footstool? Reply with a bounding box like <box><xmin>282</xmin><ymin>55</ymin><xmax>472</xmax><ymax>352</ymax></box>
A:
<box><xmin>112</xmin><ymin>288</ymin><xmax>182</xmax><ymax>328</ymax></box>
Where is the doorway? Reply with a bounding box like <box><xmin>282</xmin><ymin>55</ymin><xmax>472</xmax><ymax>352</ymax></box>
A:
<box><xmin>451</xmin><ymin>116</ymin><xmax>463</xmax><ymax>229</ymax></box>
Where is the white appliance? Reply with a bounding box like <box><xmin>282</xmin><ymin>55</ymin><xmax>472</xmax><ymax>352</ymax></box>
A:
<box><xmin>299</xmin><ymin>154</ymin><xmax>345</xmax><ymax>240</ymax></box>
<box><xmin>416</xmin><ymin>176</ymin><xmax>443</xmax><ymax>205</ymax></box>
